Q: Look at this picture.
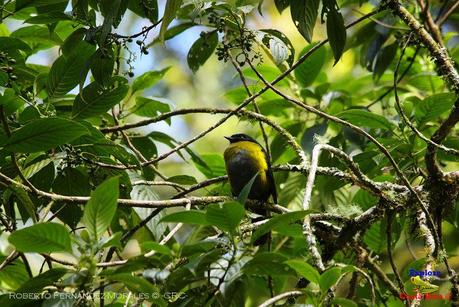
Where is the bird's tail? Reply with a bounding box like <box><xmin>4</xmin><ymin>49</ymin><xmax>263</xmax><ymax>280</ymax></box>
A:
<box><xmin>252</xmin><ymin>207</ymin><xmax>270</xmax><ymax>246</ymax></box>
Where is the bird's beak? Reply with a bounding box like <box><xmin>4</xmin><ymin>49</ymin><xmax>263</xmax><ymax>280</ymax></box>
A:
<box><xmin>224</xmin><ymin>136</ymin><xmax>232</xmax><ymax>142</ymax></box>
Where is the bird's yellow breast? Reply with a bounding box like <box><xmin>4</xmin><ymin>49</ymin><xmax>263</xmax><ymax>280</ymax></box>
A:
<box><xmin>224</xmin><ymin>141</ymin><xmax>268</xmax><ymax>170</ymax></box>
<box><xmin>224</xmin><ymin>141</ymin><xmax>268</xmax><ymax>188</ymax></box>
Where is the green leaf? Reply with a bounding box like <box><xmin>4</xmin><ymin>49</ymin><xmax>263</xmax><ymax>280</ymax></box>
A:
<box><xmin>16</xmin><ymin>0</ymin><xmax>67</xmax><ymax>12</ymax></box>
<box><xmin>205</xmin><ymin>202</ymin><xmax>245</xmax><ymax>233</ymax></box>
<box><xmin>252</xmin><ymin>210</ymin><xmax>311</xmax><ymax>243</ymax></box>
<box><xmin>90</xmin><ymin>47</ymin><xmax>115</xmax><ymax>86</ymax></box>
<box><xmin>373</xmin><ymin>42</ymin><xmax>398</xmax><ymax>81</ymax></box>
<box><xmin>4</xmin><ymin>118</ymin><xmax>89</xmax><ymax>153</ymax></box>
<box><xmin>237</xmin><ymin>172</ymin><xmax>259</xmax><ymax>205</ymax></box>
<box><xmin>141</xmin><ymin>241</ymin><xmax>172</xmax><ymax>256</ymax></box>
<box><xmin>194</xmin><ymin>153</ymin><xmax>226</xmax><ymax>178</ymax></box>
<box><xmin>187</xmin><ymin>30</ymin><xmax>218</xmax><ymax>72</ymax></box>
<box><xmin>319</xmin><ymin>267</ymin><xmax>342</xmax><ymax>291</ymax></box>
<box><xmin>290</xmin><ymin>0</ymin><xmax>319</xmax><ymax>43</ymax></box>
<box><xmin>109</xmin><ymin>273</ymin><xmax>159</xmax><ymax>297</ymax></box>
<box><xmin>10</xmin><ymin>186</ymin><xmax>37</xmax><ymax>223</ymax></box>
<box><xmin>159</xmin><ymin>0</ymin><xmax>183</xmax><ymax>42</ymax></box>
<box><xmin>128</xmin><ymin>0</ymin><xmax>158</xmax><ymax>22</ymax></box>
<box><xmin>337</xmin><ymin>109</ymin><xmax>394</xmax><ymax>130</ymax></box>
<box><xmin>82</xmin><ymin>177</ymin><xmax>119</xmax><ymax>239</ymax></box>
<box><xmin>101</xmin><ymin>232</ymin><xmax>122</xmax><ymax>249</ymax></box>
<box><xmin>414</xmin><ymin>93</ymin><xmax>456</xmax><ymax>125</ymax></box>
<box><xmin>363</xmin><ymin>221</ymin><xmax>386</xmax><ymax>253</ymax></box>
<box><xmin>131</xmin><ymin>67</ymin><xmax>170</xmax><ymax>93</ymax></box>
<box><xmin>8</xmin><ymin>222</ymin><xmax>71</xmax><ymax>253</ymax></box>
<box><xmin>161</xmin><ymin>210</ymin><xmax>209</xmax><ymax>225</ymax></box>
<box><xmin>294</xmin><ymin>43</ymin><xmax>327</xmax><ymax>86</ymax></box>
<box><xmin>16</xmin><ymin>268</ymin><xmax>68</xmax><ymax>293</ymax></box>
<box><xmin>131</xmin><ymin>96</ymin><xmax>170</xmax><ymax>118</ymax></box>
<box><xmin>285</xmin><ymin>259</ymin><xmax>320</xmax><ymax>284</ymax></box>
<box><xmin>47</xmin><ymin>41</ymin><xmax>95</xmax><ymax>98</ymax></box>
<box><xmin>243</xmin><ymin>252</ymin><xmax>294</xmax><ymax>276</ymax></box>
<box><xmin>72</xmin><ymin>77</ymin><xmax>129</xmax><ymax>119</ymax></box>
<box><xmin>274</xmin><ymin>0</ymin><xmax>289</xmax><ymax>13</ymax></box>
<box><xmin>326</xmin><ymin>8</ymin><xmax>346</xmax><ymax>64</ymax></box>
<box><xmin>167</xmin><ymin>175</ymin><xmax>197</xmax><ymax>185</ymax></box>
<box><xmin>0</xmin><ymin>88</ymin><xmax>24</xmax><ymax>116</ymax></box>
<box><xmin>24</xmin><ymin>12</ymin><xmax>72</xmax><ymax>24</ymax></box>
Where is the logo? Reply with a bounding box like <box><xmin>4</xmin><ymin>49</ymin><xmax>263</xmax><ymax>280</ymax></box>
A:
<box><xmin>398</xmin><ymin>268</ymin><xmax>451</xmax><ymax>301</ymax></box>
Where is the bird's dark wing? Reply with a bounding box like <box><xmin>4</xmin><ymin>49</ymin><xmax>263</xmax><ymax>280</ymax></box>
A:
<box><xmin>261</xmin><ymin>147</ymin><xmax>277</xmax><ymax>204</ymax></box>
<box><xmin>267</xmin><ymin>166</ymin><xmax>277</xmax><ymax>204</ymax></box>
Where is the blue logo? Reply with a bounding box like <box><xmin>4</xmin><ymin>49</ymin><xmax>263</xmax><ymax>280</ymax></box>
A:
<box><xmin>408</xmin><ymin>268</ymin><xmax>441</xmax><ymax>277</ymax></box>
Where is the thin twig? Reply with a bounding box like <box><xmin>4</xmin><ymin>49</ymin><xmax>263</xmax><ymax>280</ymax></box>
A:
<box><xmin>257</xmin><ymin>290</ymin><xmax>304</xmax><ymax>307</ymax></box>
<box><xmin>437</xmin><ymin>1</ymin><xmax>459</xmax><ymax>25</ymax></box>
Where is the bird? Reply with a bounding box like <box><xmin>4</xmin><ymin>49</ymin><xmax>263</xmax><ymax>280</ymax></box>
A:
<box><xmin>223</xmin><ymin>133</ymin><xmax>277</xmax><ymax>245</ymax></box>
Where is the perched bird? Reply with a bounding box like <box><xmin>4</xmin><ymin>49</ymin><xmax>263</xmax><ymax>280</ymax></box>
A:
<box><xmin>223</xmin><ymin>133</ymin><xmax>277</xmax><ymax>245</ymax></box>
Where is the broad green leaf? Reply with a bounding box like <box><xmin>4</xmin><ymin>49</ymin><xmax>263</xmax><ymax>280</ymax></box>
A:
<box><xmin>0</xmin><ymin>257</ymin><xmax>29</xmax><ymax>290</ymax></box>
<box><xmin>285</xmin><ymin>259</ymin><xmax>320</xmax><ymax>284</ymax></box>
<box><xmin>166</xmin><ymin>175</ymin><xmax>197</xmax><ymax>185</ymax></box>
<box><xmin>194</xmin><ymin>153</ymin><xmax>226</xmax><ymax>178</ymax></box>
<box><xmin>4</xmin><ymin>118</ymin><xmax>89</xmax><ymax>153</ymax></box>
<box><xmin>16</xmin><ymin>268</ymin><xmax>68</xmax><ymax>293</ymax></box>
<box><xmin>187</xmin><ymin>30</ymin><xmax>218</xmax><ymax>72</ymax></box>
<box><xmin>161</xmin><ymin>210</ymin><xmax>209</xmax><ymax>225</ymax></box>
<box><xmin>128</xmin><ymin>0</ymin><xmax>158</xmax><ymax>22</ymax></box>
<box><xmin>90</xmin><ymin>47</ymin><xmax>115</xmax><ymax>86</ymax></box>
<box><xmin>109</xmin><ymin>274</ymin><xmax>160</xmax><ymax>298</ymax></box>
<box><xmin>131</xmin><ymin>68</ymin><xmax>170</xmax><ymax>93</ymax></box>
<box><xmin>237</xmin><ymin>172</ymin><xmax>259</xmax><ymax>204</ymax></box>
<box><xmin>205</xmin><ymin>202</ymin><xmax>245</xmax><ymax>233</ymax></box>
<box><xmin>47</xmin><ymin>41</ymin><xmax>95</xmax><ymax>98</ymax></box>
<box><xmin>10</xmin><ymin>185</ymin><xmax>37</xmax><ymax>223</ymax></box>
<box><xmin>294</xmin><ymin>43</ymin><xmax>327</xmax><ymax>87</ymax></box>
<box><xmin>373</xmin><ymin>42</ymin><xmax>397</xmax><ymax>81</ymax></box>
<box><xmin>12</xmin><ymin>25</ymin><xmax>63</xmax><ymax>52</ymax></box>
<box><xmin>274</xmin><ymin>0</ymin><xmax>289</xmax><ymax>13</ymax></box>
<box><xmin>0</xmin><ymin>37</ymin><xmax>31</xmax><ymax>54</ymax></box>
<box><xmin>72</xmin><ymin>77</ymin><xmax>129</xmax><ymax>119</ymax></box>
<box><xmin>363</xmin><ymin>221</ymin><xmax>386</xmax><ymax>253</ymax></box>
<box><xmin>327</xmin><ymin>8</ymin><xmax>346</xmax><ymax>64</ymax></box>
<box><xmin>24</xmin><ymin>12</ymin><xmax>72</xmax><ymax>24</ymax></box>
<box><xmin>252</xmin><ymin>210</ymin><xmax>311</xmax><ymax>243</ymax></box>
<box><xmin>290</xmin><ymin>0</ymin><xmax>319</xmax><ymax>43</ymax></box>
<box><xmin>414</xmin><ymin>93</ymin><xmax>456</xmax><ymax>125</ymax></box>
<box><xmin>9</xmin><ymin>222</ymin><xmax>71</xmax><ymax>253</ymax></box>
<box><xmin>0</xmin><ymin>88</ymin><xmax>25</xmax><ymax>116</ymax></box>
<box><xmin>243</xmin><ymin>252</ymin><xmax>294</xmax><ymax>276</ymax></box>
<box><xmin>159</xmin><ymin>0</ymin><xmax>183</xmax><ymax>42</ymax></box>
<box><xmin>353</xmin><ymin>189</ymin><xmax>378</xmax><ymax>210</ymax></box>
<box><xmin>16</xmin><ymin>0</ymin><xmax>67</xmax><ymax>12</ymax></box>
<box><xmin>101</xmin><ymin>232</ymin><xmax>122</xmax><ymax>249</ymax></box>
<box><xmin>131</xmin><ymin>97</ymin><xmax>170</xmax><ymax>118</ymax></box>
<box><xmin>337</xmin><ymin>109</ymin><xmax>394</xmax><ymax>130</ymax></box>
<box><xmin>82</xmin><ymin>177</ymin><xmax>119</xmax><ymax>239</ymax></box>
<box><xmin>319</xmin><ymin>267</ymin><xmax>342</xmax><ymax>291</ymax></box>
<box><xmin>141</xmin><ymin>241</ymin><xmax>172</xmax><ymax>256</ymax></box>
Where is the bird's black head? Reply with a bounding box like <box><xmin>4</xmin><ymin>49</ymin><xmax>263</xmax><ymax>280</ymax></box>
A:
<box><xmin>224</xmin><ymin>133</ymin><xmax>257</xmax><ymax>144</ymax></box>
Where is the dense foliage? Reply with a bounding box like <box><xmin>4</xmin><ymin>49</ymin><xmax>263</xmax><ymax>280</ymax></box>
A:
<box><xmin>0</xmin><ymin>0</ymin><xmax>458</xmax><ymax>306</ymax></box>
